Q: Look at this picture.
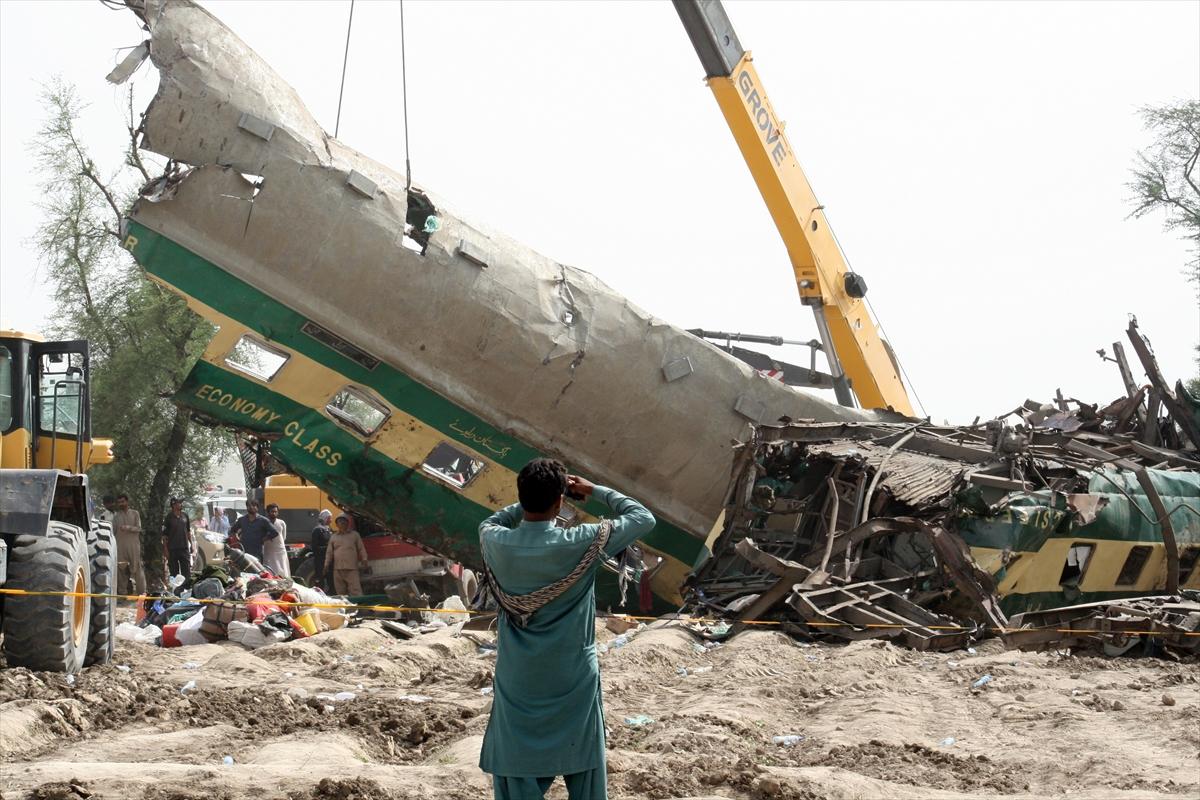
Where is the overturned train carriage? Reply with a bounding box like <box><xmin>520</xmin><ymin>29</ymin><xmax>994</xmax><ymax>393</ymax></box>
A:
<box><xmin>690</xmin><ymin>420</ymin><xmax>1200</xmax><ymax>634</ymax></box>
<box><xmin>115</xmin><ymin>0</ymin><xmax>895</xmax><ymax>609</ymax></box>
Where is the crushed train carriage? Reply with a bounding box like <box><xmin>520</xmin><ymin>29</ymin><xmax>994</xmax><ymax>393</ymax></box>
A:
<box><xmin>687</xmin><ymin>379</ymin><xmax>1200</xmax><ymax>652</ymax></box>
<box><xmin>113</xmin><ymin>0</ymin><xmax>899</xmax><ymax>611</ymax></box>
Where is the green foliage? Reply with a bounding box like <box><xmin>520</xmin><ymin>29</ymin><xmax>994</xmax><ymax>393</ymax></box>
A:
<box><xmin>31</xmin><ymin>79</ymin><xmax>232</xmax><ymax>580</ymax></box>
<box><xmin>1129</xmin><ymin>99</ymin><xmax>1200</xmax><ymax>380</ymax></box>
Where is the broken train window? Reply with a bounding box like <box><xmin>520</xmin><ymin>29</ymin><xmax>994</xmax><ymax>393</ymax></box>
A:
<box><xmin>421</xmin><ymin>442</ymin><xmax>486</xmax><ymax>489</ymax></box>
<box><xmin>326</xmin><ymin>386</ymin><xmax>389</xmax><ymax>437</ymax></box>
<box><xmin>402</xmin><ymin>189</ymin><xmax>439</xmax><ymax>255</ymax></box>
<box><xmin>1114</xmin><ymin>545</ymin><xmax>1152</xmax><ymax>586</ymax></box>
<box><xmin>224</xmin><ymin>334</ymin><xmax>289</xmax><ymax>382</ymax></box>
<box><xmin>1058</xmin><ymin>542</ymin><xmax>1095</xmax><ymax>586</ymax></box>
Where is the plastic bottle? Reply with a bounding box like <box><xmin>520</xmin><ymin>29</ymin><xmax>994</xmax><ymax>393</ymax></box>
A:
<box><xmin>180</xmin><ymin>680</ymin><xmax>197</xmax><ymax>694</ymax></box>
<box><xmin>772</xmin><ymin>735</ymin><xmax>804</xmax><ymax>746</ymax></box>
<box><xmin>971</xmin><ymin>674</ymin><xmax>993</xmax><ymax>689</ymax></box>
<box><xmin>222</xmin><ymin>755</ymin><xmax>234</xmax><ymax>766</ymax></box>
<box><xmin>610</xmin><ymin>635</ymin><xmax>629</xmax><ymax>649</ymax></box>
<box><xmin>939</xmin><ymin>737</ymin><xmax>956</xmax><ymax>747</ymax></box>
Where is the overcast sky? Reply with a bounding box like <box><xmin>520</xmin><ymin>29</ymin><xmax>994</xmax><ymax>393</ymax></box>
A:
<box><xmin>1</xmin><ymin>0</ymin><xmax>1197</xmax><ymax>423</ymax></box>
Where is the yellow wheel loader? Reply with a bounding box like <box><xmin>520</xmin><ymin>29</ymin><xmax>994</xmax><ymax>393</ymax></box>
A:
<box><xmin>0</xmin><ymin>331</ymin><xmax>115</xmax><ymax>672</ymax></box>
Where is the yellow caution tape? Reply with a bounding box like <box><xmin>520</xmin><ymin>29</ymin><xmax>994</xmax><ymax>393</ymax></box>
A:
<box><xmin>0</xmin><ymin>587</ymin><xmax>1195</xmax><ymax>637</ymax></box>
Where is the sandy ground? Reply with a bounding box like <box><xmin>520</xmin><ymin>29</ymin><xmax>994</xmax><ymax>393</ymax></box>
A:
<box><xmin>1</xmin><ymin>612</ymin><xmax>1197</xmax><ymax>800</ymax></box>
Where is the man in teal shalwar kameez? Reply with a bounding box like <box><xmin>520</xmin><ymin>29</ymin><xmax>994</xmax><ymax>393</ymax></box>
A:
<box><xmin>479</xmin><ymin>458</ymin><xmax>655</xmax><ymax>800</ymax></box>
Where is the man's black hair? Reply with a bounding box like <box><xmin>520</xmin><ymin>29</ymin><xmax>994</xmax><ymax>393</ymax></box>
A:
<box><xmin>266</xmin><ymin>503</ymin><xmax>279</xmax><ymax>512</ymax></box>
<box><xmin>517</xmin><ymin>458</ymin><xmax>568</xmax><ymax>514</ymax></box>
<box><xmin>116</xmin><ymin>493</ymin><xmax>129</xmax><ymax>501</ymax></box>
<box><xmin>102</xmin><ymin>494</ymin><xmax>115</xmax><ymax>504</ymax></box>
<box><xmin>246</xmin><ymin>499</ymin><xmax>259</xmax><ymax>510</ymax></box>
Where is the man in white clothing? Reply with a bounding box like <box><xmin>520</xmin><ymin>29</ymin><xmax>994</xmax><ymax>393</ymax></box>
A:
<box><xmin>263</xmin><ymin>502</ymin><xmax>290</xmax><ymax>578</ymax></box>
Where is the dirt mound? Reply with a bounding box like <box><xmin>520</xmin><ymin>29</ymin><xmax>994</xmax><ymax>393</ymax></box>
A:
<box><xmin>803</xmin><ymin>740</ymin><xmax>1026</xmax><ymax>793</ymax></box>
<box><xmin>289</xmin><ymin>778</ymin><xmax>396</xmax><ymax>800</ymax></box>
<box><xmin>26</xmin><ymin>780</ymin><xmax>93</xmax><ymax>800</ymax></box>
<box><xmin>0</xmin><ymin>662</ymin><xmax>477</xmax><ymax>763</ymax></box>
<box><xmin>609</xmin><ymin>751</ymin><xmax>763</xmax><ymax>799</ymax></box>
<box><xmin>141</xmin><ymin>788</ymin><xmax>236</xmax><ymax>800</ymax></box>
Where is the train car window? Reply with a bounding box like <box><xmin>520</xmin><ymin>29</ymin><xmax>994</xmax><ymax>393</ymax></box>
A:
<box><xmin>1115</xmin><ymin>545</ymin><xmax>1151</xmax><ymax>586</ymax></box>
<box><xmin>224</xmin><ymin>334</ymin><xmax>289</xmax><ymax>381</ymax></box>
<box><xmin>326</xmin><ymin>386</ymin><xmax>389</xmax><ymax>436</ymax></box>
<box><xmin>1058</xmin><ymin>543</ymin><xmax>1095</xmax><ymax>586</ymax></box>
<box><xmin>0</xmin><ymin>347</ymin><xmax>11</xmax><ymax>430</ymax></box>
<box><xmin>1179</xmin><ymin>547</ymin><xmax>1200</xmax><ymax>585</ymax></box>
<box><xmin>421</xmin><ymin>442</ymin><xmax>486</xmax><ymax>489</ymax></box>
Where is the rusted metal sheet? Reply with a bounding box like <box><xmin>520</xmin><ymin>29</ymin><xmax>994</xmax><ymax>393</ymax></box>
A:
<box><xmin>804</xmin><ymin>441</ymin><xmax>968</xmax><ymax>507</ymax></box>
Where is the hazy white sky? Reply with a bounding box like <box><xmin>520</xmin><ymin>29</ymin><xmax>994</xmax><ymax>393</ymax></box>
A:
<box><xmin>1</xmin><ymin>0</ymin><xmax>1197</xmax><ymax>423</ymax></box>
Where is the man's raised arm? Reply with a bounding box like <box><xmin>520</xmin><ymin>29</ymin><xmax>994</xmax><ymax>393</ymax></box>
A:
<box><xmin>591</xmin><ymin>485</ymin><xmax>655</xmax><ymax>556</ymax></box>
<box><xmin>479</xmin><ymin>503</ymin><xmax>523</xmax><ymax>538</ymax></box>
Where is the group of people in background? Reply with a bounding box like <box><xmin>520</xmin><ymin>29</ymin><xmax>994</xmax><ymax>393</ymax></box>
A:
<box><xmin>98</xmin><ymin>493</ymin><xmax>368</xmax><ymax>597</ymax></box>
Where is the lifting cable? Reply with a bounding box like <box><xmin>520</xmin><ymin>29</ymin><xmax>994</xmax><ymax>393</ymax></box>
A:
<box><xmin>400</xmin><ymin>0</ymin><xmax>413</xmax><ymax>190</ymax></box>
<box><xmin>826</xmin><ymin>213</ymin><xmax>930</xmax><ymax>418</ymax></box>
<box><xmin>335</xmin><ymin>0</ymin><xmax>412</xmax><ymax>189</ymax></box>
<box><xmin>334</xmin><ymin>0</ymin><xmax>355</xmax><ymax>138</ymax></box>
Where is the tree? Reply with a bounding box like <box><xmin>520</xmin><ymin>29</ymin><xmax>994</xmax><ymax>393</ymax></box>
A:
<box><xmin>31</xmin><ymin>79</ymin><xmax>232</xmax><ymax>587</ymax></box>
<box><xmin>1128</xmin><ymin>99</ymin><xmax>1200</xmax><ymax>395</ymax></box>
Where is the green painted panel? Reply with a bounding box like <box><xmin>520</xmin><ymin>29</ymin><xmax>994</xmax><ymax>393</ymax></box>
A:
<box><xmin>178</xmin><ymin>361</ymin><xmax>493</xmax><ymax>562</ymax></box>
<box><xmin>956</xmin><ymin>468</ymin><xmax>1200</xmax><ymax>552</ymax></box>
<box><xmin>127</xmin><ymin>221</ymin><xmax>705</xmax><ymax>567</ymax></box>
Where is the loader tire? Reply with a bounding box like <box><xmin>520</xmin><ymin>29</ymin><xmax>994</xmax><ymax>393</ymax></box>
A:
<box><xmin>84</xmin><ymin>523</ymin><xmax>117</xmax><ymax>667</ymax></box>
<box><xmin>1</xmin><ymin>522</ymin><xmax>92</xmax><ymax>673</ymax></box>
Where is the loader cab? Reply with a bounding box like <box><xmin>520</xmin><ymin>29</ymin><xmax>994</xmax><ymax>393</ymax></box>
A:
<box><xmin>0</xmin><ymin>331</ymin><xmax>112</xmax><ymax>473</ymax></box>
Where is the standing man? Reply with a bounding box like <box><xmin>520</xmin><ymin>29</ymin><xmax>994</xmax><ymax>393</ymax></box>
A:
<box><xmin>324</xmin><ymin>513</ymin><xmax>368</xmax><ymax>596</ymax></box>
<box><xmin>478</xmin><ymin>459</ymin><xmax>654</xmax><ymax>800</ymax></box>
<box><xmin>310</xmin><ymin>509</ymin><xmax>333</xmax><ymax>590</ymax></box>
<box><xmin>208</xmin><ymin>505</ymin><xmax>230</xmax><ymax>536</ymax></box>
<box><xmin>228</xmin><ymin>499</ymin><xmax>276</xmax><ymax>562</ymax></box>
<box><xmin>97</xmin><ymin>494</ymin><xmax>116</xmax><ymax>527</ymax></box>
<box><xmin>263</xmin><ymin>503</ymin><xmax>291</xmax><ymax>578</ymax></box>
<box><xmin>112</xmin><ymin>493</ymin><xmax>146</xmax><ymax>597</ymax></box>
<box><xmin>161</xmin><ymin>497</ymin><xmax>194</xmax><ymax>580</ymax></box>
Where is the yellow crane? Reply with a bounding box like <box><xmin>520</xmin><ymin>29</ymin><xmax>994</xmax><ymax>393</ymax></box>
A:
<box><xmin>674</xmin><ymin>0</ymin><xmax>915</xmax><ymax>416</ymax></box>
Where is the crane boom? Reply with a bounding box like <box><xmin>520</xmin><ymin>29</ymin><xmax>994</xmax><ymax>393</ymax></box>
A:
<box><xmin>673</xmin><ymin>0</ymin><xmax>914</xmax><ymax>415</ymax></box>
